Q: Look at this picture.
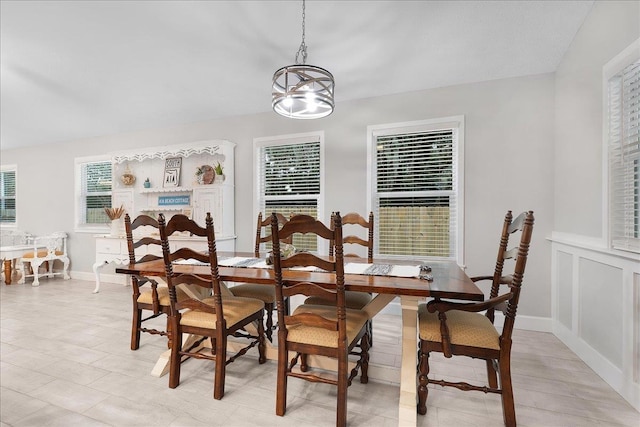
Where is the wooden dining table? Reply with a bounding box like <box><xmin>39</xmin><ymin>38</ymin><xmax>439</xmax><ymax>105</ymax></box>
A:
<box><xmin>116</xmin><ymin>251</ymin><xmax>483</xmax><ymax>426</ymax></box>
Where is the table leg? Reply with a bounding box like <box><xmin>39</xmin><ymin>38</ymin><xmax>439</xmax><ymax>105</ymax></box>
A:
<box><xmin>92</xmin><ymin>261</ymin><xmax>104</xmax><ymax>293</ymax></box>
<box><xmin>3</xmin><ymin>259</ymin><xmax>11</xmax><ymax>285</ymax></box>
<box><xmin>151</xmin><ymin>334</ymin><xmax>204</xmax><ymax>377</ymax></box>
<box><xmin>399</xmin><ymin>295</ymin><xmax>420</xmax><ymax>426</ymax></box>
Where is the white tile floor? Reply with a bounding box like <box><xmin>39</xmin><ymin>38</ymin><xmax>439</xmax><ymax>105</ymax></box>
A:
<box><xmin>1</xmin><ymin>278</ymin><xmax>639</xmax><ymax>427</ymax></box>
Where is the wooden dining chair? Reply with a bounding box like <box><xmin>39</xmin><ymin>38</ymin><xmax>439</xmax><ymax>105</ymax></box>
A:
<box><xmin>271</xmin><ymin>212</ymin><xmax>370</xmax><ymax>427</ymax></box>
<box><xmin>158</xmin><ymin>212</ymin><xmax>266</xmax><ymax>400</ymax></box>
<box><xmin>227</xmin><ymin>212</ymin><xmax>291</xmax><ymax>341</ymax></box>
<box><xmin>305</xmin><ymin>212</ymin><xmax>375</xmax><ymax>343</ymax></box>
<box><xmin>125</xmin><ymin>213</ymin><xmax>188</xmax><ymax>350</ymax></box>
<box><xmin>417</xmin><ymin>210</ymin><xmax>535</xmax><ymax>427</ymax></box>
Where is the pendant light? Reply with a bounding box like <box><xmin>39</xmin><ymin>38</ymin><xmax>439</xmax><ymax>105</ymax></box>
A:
<box><xmin>272</xmin><ymin>0</ymin><xmax>335</xmax><ymax>119</ymax></box>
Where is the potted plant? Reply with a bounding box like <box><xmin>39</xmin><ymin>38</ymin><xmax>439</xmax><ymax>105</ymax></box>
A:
<box><xmin>214</xmin><ymin>162</ymin><xmax>225</xmax><ymax>183</ymax></box>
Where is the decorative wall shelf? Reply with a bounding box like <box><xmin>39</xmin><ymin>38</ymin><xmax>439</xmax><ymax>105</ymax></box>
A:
<box><xmin>112</xmin><ymin>140</ymin><xmax>230</xmax><ymax>164</ymax></box>
<box><xmin>109</xmin><ymin>139</ymin><xmax>236</xmax><ymax>238</ymax></box>
<box><xmin>139</xmin><ymin>186</ymin><xmax>192</xmax><ymax>194</ymax></box>
<box><xmin>142</xmin><ymin>207</ymin><xmax>185</xmax><ymax>212</ymax></box>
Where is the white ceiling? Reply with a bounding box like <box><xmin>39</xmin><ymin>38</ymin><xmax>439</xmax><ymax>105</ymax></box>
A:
<box><xmin>0</xmin><ymin>0</ymin><xmax>594</xmax><ymax>150</ymax></box>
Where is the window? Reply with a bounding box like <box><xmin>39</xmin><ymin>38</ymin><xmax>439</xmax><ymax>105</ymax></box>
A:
<box><xmin>75</xmin><ymin>156</ymin><xmax>113</xmax><ymax>231</ymax></box>
<box><xmin>368</xmin><ymin>117</ymin><xmax>464</xmax><ymax>263</ymax></box>
<box><xmin>0</xmin><ymin>165</ymin><xmax>17</xmax><ymax>225</ymax></box>
<box><xmin>255</xmin><ymin>132</ymin><xmax>324</xmax><ymax>252</ymax></box>
<box><xmin>605</xmin><ymin>39</ymin><xmax>640</xmax><ymax>254</ymax></box>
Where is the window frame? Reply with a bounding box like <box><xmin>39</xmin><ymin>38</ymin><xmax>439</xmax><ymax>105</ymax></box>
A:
<box><xmin>603</xmin><ymin>38</ymin><xmax>640</xmax><ymax>254</ymax></box>
<box><xmin>0</xmin><ymin>164</ymin><xmax>18</xmax><ymax>228</ymax></box>
<box><xmin>367</xmin><ymin>116</ymin><xmax>465</xmax><ymax>264</ymax></box>
<box><xmin>74</xmin><ymin>155</ymin><xmax>113</xmax><ymax>233</ymax></box>
<box><xmin>253</xmin><ymin>131</ymin><xmax>326</xmax><ymax>253</ymax></box>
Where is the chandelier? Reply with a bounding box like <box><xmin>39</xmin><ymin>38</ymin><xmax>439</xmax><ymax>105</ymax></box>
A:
<box><xmin>272</xmin><ymin>0</ymin><xmax>335</xmax><ymax>119</ymax></box>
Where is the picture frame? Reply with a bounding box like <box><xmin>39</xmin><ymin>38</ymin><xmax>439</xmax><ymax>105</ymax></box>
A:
<box><xmin>163</xmin><ymin>157</ymin><xmax>182</xmax><ymax>187</ymax></box>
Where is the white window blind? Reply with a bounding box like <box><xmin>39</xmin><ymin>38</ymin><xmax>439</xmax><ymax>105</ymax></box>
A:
<box><xmin>608</xmin><ymin>59</ymin><xmax>640</xmax><ymax>253</ymax></box>
<box><xmin>256</xmin><ymin>135</ymin><xmax>322</xmax><ymax>252</ymax></box>
<box><xmin>369</xmin><ymin>118</ymin><xmax>463</xmax><ymax>261</ymax></box>
<box><xmin>77</xmin><ymin>159</ymin><xmax>113</xmax><ymax>227</ymax></box>
<box><xmin>0</xmin><ymin>167</ymin><xmax>16</xmax><ymax>224</ymax></box>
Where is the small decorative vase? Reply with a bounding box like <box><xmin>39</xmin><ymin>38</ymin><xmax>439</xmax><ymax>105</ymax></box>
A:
<box><xmin>143</xmin><ymin>178</ymin><xmax>151</xmax><ymax>188</ymax></box>
<box><xmin>110</xmin><ymin>219</ymin><xmax>122</xmax><ymax>236</ymax></box>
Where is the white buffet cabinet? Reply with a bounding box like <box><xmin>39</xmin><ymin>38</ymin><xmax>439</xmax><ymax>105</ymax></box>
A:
<box><xmin>93</xmin><ymin>140</ymin><xmax>236</xmax><ymax>292</ymax></box>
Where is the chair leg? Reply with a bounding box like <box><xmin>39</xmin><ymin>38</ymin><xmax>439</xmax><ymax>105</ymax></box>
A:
<box><xmin>168</xmin><ymin>317</ymin><xmax>182</xmax><ymax>389</ymax></box>
<box><xmin>360</xmin><ymin>333</ymin><xmax>370</xmax><ymax>384</ymax></box>
<box><xmin>213</xmin><ymin>332</ymin><xmax>227</xmax><ymax>400</ymax></box>
<box><xmin>17</xmin><ymin>261</ymin><xmax>26</xmax><ymax>284</ymax></box>
<box><xmin>257</xmin><ymin>311</ymin><xmax>266</xmax><ymax>364</ymax></box>
<box><xmin>417</xmin><ymin>343</ymin><xmax>430</xmax><ymax>415</ymax></box>
<box><xmin>265</xmin><ymin>302</ymin><xmax>274</xmax><ymax>342</ymax></box>
<box><xmin>276</xmin><ymin>332</ymin><xmax>288</xmax><ymax>416</ymax></box>
<box><xmin>336</xmin><ymin>347</ymin><xmax>348</xmax><ymax>427</ymax></box>
<box><xmin>62</xmin><ymin>256</ymin><xmax>70</xmax><ymax>280</ymax></box>
<box><xmin>130</xmin><ymin>303</ymin><xmax>142</xmax><ymax>350</ymax></box>
<box><xmin>31</xmin><ymin>260</ymin><xmax>43</xmax><ymax>286</ymax></box>
<box><xmin>367</xmin><ymin>319</ymin><xmax>373</xmax><ymax>347</ymax></box>
<box><xmin>499</xmin><ymin>354</ymin><xmax>516</xmax><ymax>427</ymax></box>
<box><xmin>486</xmin><ymin>359</ymin><xmax>498</xmax><ymax>388</ymax></box>
<box><xmin>165</xmin><ymin>315</ymin><xmax>172</xmax><ymax>349</ymax></box>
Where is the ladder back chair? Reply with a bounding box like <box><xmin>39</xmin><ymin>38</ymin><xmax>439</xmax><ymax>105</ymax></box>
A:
<box><xmin>306</xmin><ymin>212</ymin><xmax>375</xmax><ymax>343</ymax></box>
<box><xmin>228</xmin><ymin>212</ymin><xmax>291</xmax><ymax>341</ymax></box>
<box><xmin>417</xmin><ymin>210</ymin><xmax>535</xmax><ymax>427</ymax></box>
<box><xmin>271</xmin><ymin>213</ymin><xmax>371</xmax><ymax>427</ymax></box>
<box><xmin>18</xmin><ymin>231</ymin><xmax>70</xmax><ymax>286</ymax></box>
<box><xmin>158</xmin><ymin>213</ymin><xmax>266</xmax><ymax>400</ymax></box>
<box><xmin>125</xmin><ymin>213</ymin><xmax>185</xmax><ymax>350</ymax></box>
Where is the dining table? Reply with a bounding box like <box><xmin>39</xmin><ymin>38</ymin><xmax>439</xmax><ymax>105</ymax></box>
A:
<box><xmin>116</xmin><ymin>251</ymin><xmax>484</xmax><ymax>426</ymax></box>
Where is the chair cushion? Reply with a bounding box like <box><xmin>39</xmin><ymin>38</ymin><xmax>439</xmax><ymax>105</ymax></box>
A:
<box><xmin>287</xmin><ymin>304</ymin><xmax>369</xmax><ymax>348</ymax></box>
<box><xmin>22</xmin><ymin>250</ymin><xmax>64</xmax><ymax>258</ymax></box>
<box><xmin>304</xmin><ymin>291</ymin><xmax>372</xmax><ymax>309</ymax></box>
<box><xmin>137</xmin><ymin>286</ymin><xmax>188</xmax><ymax>306</ymax></box>
<box><xmin>179</xmin><ymin>296</ymin><xmax>265</xmax><ymax>330</ymax></box>
<box><xmin>418</xmin><ymin>304</ymin><xmax>500</xmax><ymax>350</ymax></box>
<box><xmin>229</xmin><ymin>283</ymin><xmax>276</xmax><ymax>304</ymax></box>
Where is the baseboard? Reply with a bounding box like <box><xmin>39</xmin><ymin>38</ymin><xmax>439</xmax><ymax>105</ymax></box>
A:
<box><xmin>70</xmin><ymin>270</ymin><xmax>127</xmax><ymax>285</ymax></box>
<box><xmin>554</xmin><ymin>321</ymin><xmax>640</xmax><ymax>412</ymax></box>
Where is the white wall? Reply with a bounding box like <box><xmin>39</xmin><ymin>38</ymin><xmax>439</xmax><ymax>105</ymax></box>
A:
<box><xmin>552</xmin><ymin>0</ymin><xmax>640</xmax><ymax>411</ymax></box>
<box><xmin>1</xmin><ymin>72</ymin><xmax>556</xmax><ymax>319</ymax></box>
<box><xmin>554</xmin><ymin>0</ymin><xmax>639</xmax><ymax>237</ymax></box>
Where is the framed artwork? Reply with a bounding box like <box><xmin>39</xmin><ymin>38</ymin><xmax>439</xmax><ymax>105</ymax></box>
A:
<box><xmin>163</xmin><ymin>157</ymin><xmax>182</xmax><ymax>187</ymax></box>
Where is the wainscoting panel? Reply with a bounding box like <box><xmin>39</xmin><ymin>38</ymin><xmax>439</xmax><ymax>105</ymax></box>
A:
<box><xmin>551</xmin><ymin>233</ymin><xmax>640</xmax><ymax>411</ymax></box>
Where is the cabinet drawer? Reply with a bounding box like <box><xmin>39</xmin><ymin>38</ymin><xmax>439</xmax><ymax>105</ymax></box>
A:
<box><xmin>96</xmin><ymin>239</ymin><xmax>125</xmax><ymax>255</ymax></box>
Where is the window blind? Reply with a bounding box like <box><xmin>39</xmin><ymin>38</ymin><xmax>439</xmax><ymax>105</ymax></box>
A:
<box><xmin>608</xmin><ymin>60</ymin><xmax>640</xmax><ymax>253</ymax></box>
<box><xmin>0</xmin><ymin>169</ymin><xmax>16</xmax><ymax>223</ymax></box>
<box><xmin>81</xmin><ymin>161</ymin><xmax>113</xmax><ymax>224</ymax></box>
<box><xmin>374</xmin><ymin>129</ymin><xmax>458</xmax><ymax>258</ymax></box>
<box><xmin>257</xmin><ymin>139</ymin><xmax>321</xmax><ymax>251</ymax></box>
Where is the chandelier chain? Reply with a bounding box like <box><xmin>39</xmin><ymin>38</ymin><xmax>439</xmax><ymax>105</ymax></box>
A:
<box><xmin>295</xmin><ymin>0</ymin><xmax>307</xmax><ymax>65</ymax></box>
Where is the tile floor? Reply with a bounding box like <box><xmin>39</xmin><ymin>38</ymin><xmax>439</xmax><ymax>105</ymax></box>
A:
<box><xmin>1</xmin><ymin>278</ymin><xmax>639</xmax><ymax>427</ymax></box>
